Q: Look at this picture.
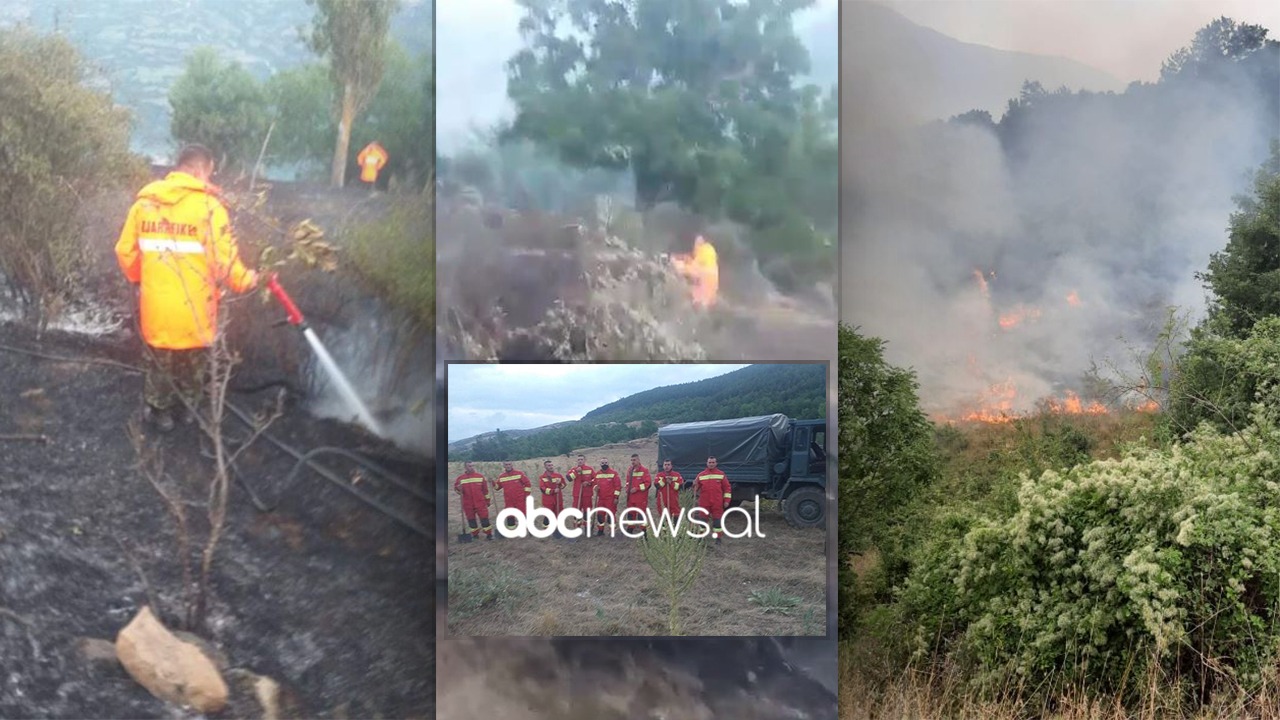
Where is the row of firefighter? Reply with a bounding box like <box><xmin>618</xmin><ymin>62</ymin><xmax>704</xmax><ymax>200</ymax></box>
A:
<box><xmin>452</xmin><ymin>454</ymin><xmax>733</xmax><ymax>541</ymax></box>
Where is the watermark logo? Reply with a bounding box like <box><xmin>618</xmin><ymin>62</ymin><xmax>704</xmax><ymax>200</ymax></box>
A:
<box><xmin>494</xmin><ymin>497</ymin><xmax>768</xmax><ymax>539</ymax></box>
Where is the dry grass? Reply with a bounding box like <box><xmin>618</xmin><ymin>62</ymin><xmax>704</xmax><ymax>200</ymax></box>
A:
<box><xmin>445</xmin><ymin>441</ymin><xmax>826</xmax><ymax>636</ymax></box>
<box><xmin>838</xmin><ymin>642</ymin><xmax>1280</xmax><ymax>720</ymax></box>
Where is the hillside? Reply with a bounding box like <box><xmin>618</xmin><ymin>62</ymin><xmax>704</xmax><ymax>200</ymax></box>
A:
<box><xmin>0</xmin><ymin>0</ymin><xmax>431</xmax><ymax>159</ymax></box>
<box><xmin>841</xmin><ymin>1</ymin><xmax>1123</xmax><ymax>124</ymax></box>
<box><xmin>583</xmin><ymin>364</ymin><xmax>826</xmax><ymax>423</ymax></box>
<box><xmin>449</xmin><ymin>364</ymin><xmax>826</xmax><ymax>461</ymax></box>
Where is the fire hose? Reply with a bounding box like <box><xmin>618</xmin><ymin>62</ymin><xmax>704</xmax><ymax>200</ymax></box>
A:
<box><xmin>0</xmin><ymin>287</ymin><xmax>431</xmax><ymax>538</ymax></box>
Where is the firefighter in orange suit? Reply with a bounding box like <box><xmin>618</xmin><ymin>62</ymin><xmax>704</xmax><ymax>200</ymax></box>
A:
<box><xmin>654</xmin><ymin>459</ymin><xmax>684</xmax><ymax>516</ymax></box>
<box><xmin>453</xmin><ymin>461</ymin><xmax>493</xmax><ymax>540</ymax></box>
<box><xmin>356</xmin><ymin>141</ymin><xmax>388</xmax><ymax>184</ymax></box>
<box><xmin>592</xmin><ymin>459</ymin><xmax>622</xmax><ymax>536</ymax></box>
<box><xmin>624</xmin><ymin>453</ymin><xmax>652</xmax><ymax>531</ymax></box>
<box><xmin>694</xmin><ymin>456</ymin><xmax>733</xmax><ymax>544</ymax></box>
<box><xmin>495</xmin><ymin>461</ymin><xmax>533</xmax><ymax>533</ymax></box>
<box><xmin>538</xmin><ymin>460</ymin><xmax>566</xmax><ymax>524</ymax></box>
<box><xmin>115</xmin><ymin>144</ymin><xmax>259</xmax><ymax>433</ymax></box>
<box><xmin>567</xmin><ymin>454</ymin><xmax>595</xmax><ymax>529</ymax></box>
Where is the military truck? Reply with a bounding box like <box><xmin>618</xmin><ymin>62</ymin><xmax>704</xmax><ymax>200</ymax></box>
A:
<box><xmin>657</xmin><ymin>413</ymin><xmax>827</xmax><ymax>529</ymax></box>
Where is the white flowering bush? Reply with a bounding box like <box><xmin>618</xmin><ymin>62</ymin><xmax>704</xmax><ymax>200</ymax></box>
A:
<box><xmin>899</xmin><ymin>406</ymin><xmax>1280</xmax><ymax>702</ymax></box>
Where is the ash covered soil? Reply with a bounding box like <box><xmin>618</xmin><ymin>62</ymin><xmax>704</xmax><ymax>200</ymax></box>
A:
<box><xmin>0</xmin><ymin>322</ymin><xmax>433</xmax><ymax>718</ymax></box>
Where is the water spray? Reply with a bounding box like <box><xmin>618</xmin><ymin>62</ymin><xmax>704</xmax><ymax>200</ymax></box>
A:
<box><xmin>266</xmin><ymin>274</ymin><xmax>384</xmax><ymax>436</ymax></box>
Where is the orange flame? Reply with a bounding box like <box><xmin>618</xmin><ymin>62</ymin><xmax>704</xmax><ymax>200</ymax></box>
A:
<box><xmin>998</xmin><ymin>305</ymin><xmax>1043</xmax><ymax>330</ymax></box>
<box><xmin>1066</xmin><ymin>290</ymin><xmax>1081</xmax><ymax>307</ymax></box>
<box><xmin>940</xmin><ymin>382</ymin><xmax>1120</xmax><ymax>424</ymax></box>
<box><xmin>671</xmin><ymin>235</ymin><xmax>719</xmax><ymax>308</ymax></box>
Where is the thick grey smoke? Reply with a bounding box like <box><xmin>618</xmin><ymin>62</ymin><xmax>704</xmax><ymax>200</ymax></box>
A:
<box><xmin>840</xmin><ymin>11</ymin><xmax>1279</xmax><ymax>416</ymax></box>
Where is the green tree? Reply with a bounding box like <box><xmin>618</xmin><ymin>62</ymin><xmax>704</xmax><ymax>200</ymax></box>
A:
<box><xmin>348</xmin><ymin>44</ymin><xmax>434</xmax><ymax>188</ymax></box>
<box><xmin>505</xmin><ymin>0</ymin><xmax>815</xmax><ymax>213</ymax></box>
<box><xmin>265</xmin><ymin>62</ymin><xmax>334</xmax><ymax>170</ymax></box>
<box><xmin>1160</xmin><ymin>16</ymin><xmax>1274</xmax><ymax>81</ymax></box>
<box><xmin>837</xmin><ymin>324</ymin><xmax>938</xmax><ymax>637</ymax></box>
<box><xmin>169</xmin><ymin>47</ymin><xmax>271</xmax><ymax>170</ymax></box>
<box><xmin>305</xmin><ymin>0</ymin><xmax>399</xmax><ymax>188</ymax></box>
<box><xmin>0</xmin><ymin>28</ymin><xmax>141</xmax><ymax>327</ymax></box>
<box><xmin>1197</xmin><ymin>144</ymin><xmax>1280</xmax><ymax>338</ymax></box>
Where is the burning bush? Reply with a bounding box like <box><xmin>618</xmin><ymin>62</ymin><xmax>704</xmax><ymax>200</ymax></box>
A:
<box><xmin>897</xmin><ymin>402</ymin><xmax>1280</xmax><ymax>706</ymax></box>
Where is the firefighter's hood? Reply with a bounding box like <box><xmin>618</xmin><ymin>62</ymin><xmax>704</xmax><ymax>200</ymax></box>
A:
<box><xmin>136</xmin><ymin>171</ymin><xmax>215</xmax><ymax>206</ymax></box>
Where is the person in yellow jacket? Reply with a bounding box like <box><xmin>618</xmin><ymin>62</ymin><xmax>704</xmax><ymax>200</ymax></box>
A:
<box><xmin>356</xmin><ymin>141</ymin><xmax>388</xmax><ymax>185</ymax></box>
<box><xmin>114</xmin><ymin>144</ymin><xmax>259</xmax><ymax>432</ymax></box>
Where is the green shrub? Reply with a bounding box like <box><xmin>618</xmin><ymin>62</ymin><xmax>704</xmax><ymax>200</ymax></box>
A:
<box><xmin>0</xmin><ymin>28</ymin><xmax>141</xmax><ymax>326</ymax></box>
<box><xmin>346</xmin><ymin>190</ymin><xmax>433</xmax><ymax>327</ymax></box>
<box><xmin>899</xmin><ymin>407</ymin><xmax>1280</xmax><ymax>704</ymax></box>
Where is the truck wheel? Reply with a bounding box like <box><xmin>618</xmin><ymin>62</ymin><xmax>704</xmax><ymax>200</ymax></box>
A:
<box><xmin>783</xmin><ymin>487</ymin><xmax>825</xmax><ymax>529</ymax></box>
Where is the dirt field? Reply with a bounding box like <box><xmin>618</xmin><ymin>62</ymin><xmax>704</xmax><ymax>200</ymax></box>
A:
<box><xmin>444</xmin><ymin>441</ymin><xmax>827</xmax><ymax>636</ymax></box>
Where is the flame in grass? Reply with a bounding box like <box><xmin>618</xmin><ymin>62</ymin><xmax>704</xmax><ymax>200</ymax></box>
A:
<box><xmin>671</xmin><ymin>235</ymin><xmax>719</xmax><ymax>308</ymax></box>
<box><xmin>998</xmin><ymin>305</ymin><xmax>1043</xmax><ymax>330</ymax></box>
<box><xmin>1067</xmin><ymin>290</ymin><xmax>1082</xmax><ymax>307</ymax></box>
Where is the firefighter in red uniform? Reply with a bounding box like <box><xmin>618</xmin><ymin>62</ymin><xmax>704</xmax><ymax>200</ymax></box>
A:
<box><xmin>453</xmin><ymin>461</ymin><xmax>493</xmax><ymax>540</ymax></box>
<box><xmin>654</xmin><ymin>459</ymin><xmax>684</xmax><ymax>516</ymax></box>
<box><xmin>624</xmin><ymin>453</ymin><xmax>653</xmax><ymax>532</ymax></box>
<box><xmin>495</xmin><ymin>461</ymin><xmax>533</xmax><ymax>534</ymax></box>
<box><xmin>592</xmin><ymin>458</ymin><xmax>622</xmax><ymax>536</ymax></box>
<box><xmin>567</xmin><ymin>454</ymin><xmax>595</xmax><ymax>530</ymax></box>
<box><xmin>538</xmin><ymin>460</ymin><xmax>566</xmax><ymax>532</ymax></box>
<box><xmin>694</xmin><ymin>455</ymin><xmax>733</xmax><ymax>544</ymax></box>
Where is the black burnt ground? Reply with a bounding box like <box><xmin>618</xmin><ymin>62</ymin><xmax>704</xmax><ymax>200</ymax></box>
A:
<box><xmin>0</xmin><ymin>322</ymin><xmax>433</xmax><ymax>718</ymax></box>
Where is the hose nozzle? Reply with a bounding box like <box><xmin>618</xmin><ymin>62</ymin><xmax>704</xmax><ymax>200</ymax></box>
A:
<box><xmin>266</xmin><ymin>273</ymin><xmax>305</xmax><ymax>326</ymax></box>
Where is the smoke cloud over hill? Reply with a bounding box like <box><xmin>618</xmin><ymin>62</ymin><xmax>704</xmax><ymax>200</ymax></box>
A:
<box><xmin>841</xmin><ymin>15</ymin><xmax>1280</xmax><ymax>418</ymax></box>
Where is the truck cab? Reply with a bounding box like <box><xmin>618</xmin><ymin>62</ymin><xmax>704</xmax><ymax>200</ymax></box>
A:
<box><xmin>657</xmin><ymin>414</ymin><xmax>827</xmax><ymax>529</ymax></box>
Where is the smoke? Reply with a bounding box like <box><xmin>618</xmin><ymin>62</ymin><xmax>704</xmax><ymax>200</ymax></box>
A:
<box><xmin>840</xmin><ymin>16</ymin><xmax>1279</xmax><ymax>415</ymax></box>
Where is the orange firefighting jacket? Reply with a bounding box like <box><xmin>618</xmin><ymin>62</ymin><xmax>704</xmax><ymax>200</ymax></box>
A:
<box><xmin>357</xmin><ymin>142</ymin><xmax>388</xmax><ymax>183</ymax></box>
<box><xmin>496</xmin><ymin>470</ymin><xmax>533</xmax><ymax>508</ymax></box>
<box><xmin>695</xmin><ymin>468</ymin><xmax>732</xmax><ymax>509</ymax></box>
<box><xmin>593</xmin><ymin>469</ymin><xmax>621</xmax><ymax>511</ymax></box>
<box><xmin>655</xmin><ymin>470</ymin><xmax>684</xmax><ymax>512</ymax></box>
<box><xmin>115</xmin><ymin>172</ymin><xmax>256</xmax><ymax>350</ymax></box>
<box><xmin>454</xmin><ymin>471</ymin><xmax>490</xmax><ymax>502</ymax></box>
<box><xmin>538</xmin><ymin>470</ymin><xmax>566</xmax><ymax>497</ymax></box>
<box><xmin>626</xmin><ymin>464</ymin><xmax>652</xmax><ymax>503</ymax></box>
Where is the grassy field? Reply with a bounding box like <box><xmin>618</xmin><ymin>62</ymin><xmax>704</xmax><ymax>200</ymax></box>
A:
<box><xmin>445</xmin><ymin>440</ymin><xmax>827</xmax><ymax>636</ymax></box>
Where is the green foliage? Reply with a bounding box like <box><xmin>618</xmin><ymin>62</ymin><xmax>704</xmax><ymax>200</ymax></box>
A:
<box><xmin>265</xmin><ymin>43</ymin><xmax>432</xmax><ymax>187</ymax></box>
<box><xmin>265</xmin><ymin>63</ymin><xmax>334</xmax><ymax>168</ymax></box>
<box><xmin>898</xmin><ymin>408</ymin><xmax>1280</xmax><ymax>704</ymax></box>
<box><xmin>748</xmin><ymin>588</ymin><xmax>802</xmax><ymax>615</ymax></box>
<box><xmin>0</xmin><ymin>28</ymin><xmax>141</xmax><ymax>325</ymax></box>
<box><xmin>347</xmin><ymin>44</ymin><xmax>434</xmax><ymax>188</ymax></box>
<box><xmin>346</xmin><ymin>188</ymin><xmax>433</xmax><ymax>327</ymax></box>
<box><xmin>640</xmin><ymin>524</ymin><xmax>707</xmax><ymax>635</ymax></box>
<box><xmin>169</xmin><ymin>47</ymin><xmax>271</xmax><ymax>170</ymax></box>
<box><xmin>503</xmin><ymin>0</ymin><xmax>835</xmax><ymax>287</ymax></box>
<box><xmin>837</xmin><ymin>324</ymin><xmax>939</xmax><ymax>638</ymax></box>
<box><xmin>463</xmin><ymin>422</ymin><xmax>653</xmax><ymax>462</ymax></box>
<box><xmin>1160</xmin><ymin>17</ymin><xmax>1275</xmax><ymax>82</ymax></box>
<box><xmin>304</xmin><ymin>0</ymin><xmax>399</xmax><ymax>186</ymax></box>
<box><xmin>584</xmin><ymin>364</ymin><xmax>825</xmax><ymax>424</ymax></box>
<box><xmin>1169</xmin><ymin>317</ymin><xmax>1280</xmax><ymax>436</ymax></box>
<box><xmin>1197</xmin><ymin>144</ymin><xmax>1280</xmax><ymax>338</ymax></box>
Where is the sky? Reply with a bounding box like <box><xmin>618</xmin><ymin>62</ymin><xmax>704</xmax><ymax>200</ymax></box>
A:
<box><xmin>434</xmin><ymin>0</ymin><xmax>838</xmax><ymax>153</ymax></box>
<box><xmin>446</xmin><ymin>363</ymin><xmax>750</xmax><ymax>443</ymax></box>
<box><xmin>881</xmin><ymin>0</ymin><xmax>1280</xmax><ymax>83</ymax></box>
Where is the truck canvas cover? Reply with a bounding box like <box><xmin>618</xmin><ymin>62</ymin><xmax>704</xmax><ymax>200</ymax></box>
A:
<box><xmin>658</xmin><ymin>414</ymin><xmax>789</xmax><ymax>484</ymax></box>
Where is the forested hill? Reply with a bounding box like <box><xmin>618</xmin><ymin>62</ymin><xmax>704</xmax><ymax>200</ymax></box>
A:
<box><xmin>583</xmin><ymin>364</ymin><xmax>826</xmax><ymax>424</ymax></box>
<box><xmin>452</xmin><ymin>364</ymin><xmax>826</xmax><ymax>462</ymax></box>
